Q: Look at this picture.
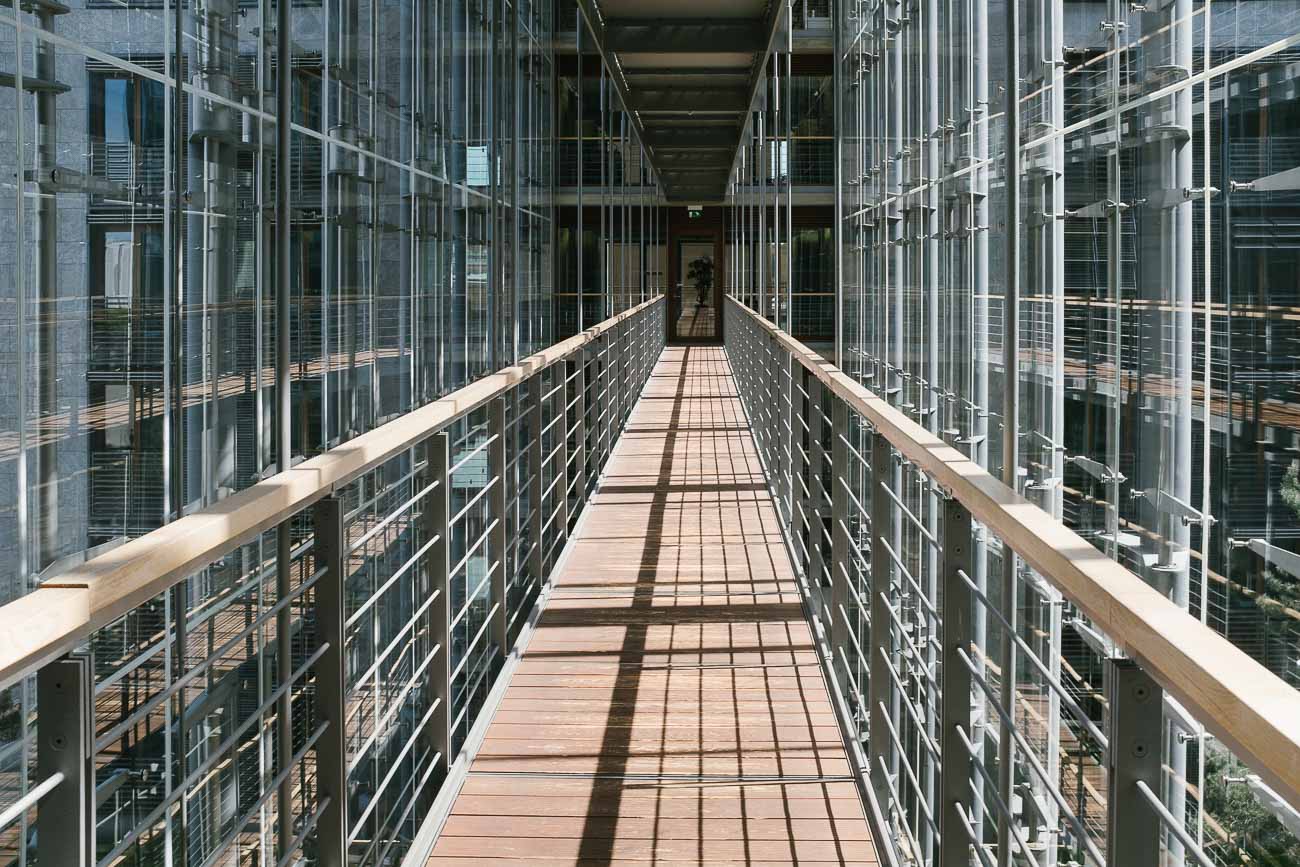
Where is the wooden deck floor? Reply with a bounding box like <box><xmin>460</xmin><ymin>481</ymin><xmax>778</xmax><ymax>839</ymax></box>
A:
<box><xmin>428</xmin><ymin>346</ymin><xmax>879</xmax><ymax>866</ymax></box>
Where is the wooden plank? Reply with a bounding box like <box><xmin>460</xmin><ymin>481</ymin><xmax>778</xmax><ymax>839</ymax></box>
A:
<box><xmin>427</xmin><ymin>346</ymin><xmax>876</xmax><ymax>866</ymax></box>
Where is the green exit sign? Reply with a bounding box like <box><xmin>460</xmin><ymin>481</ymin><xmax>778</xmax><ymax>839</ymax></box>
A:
<box><xmin>687</xmin><ymin>206</ymin><xmax>703</xmax><ymax>219</ymax></box>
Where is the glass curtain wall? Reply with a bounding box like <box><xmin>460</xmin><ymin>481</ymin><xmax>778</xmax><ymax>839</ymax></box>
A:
<box><xmin>553</xmin><ymin>12</ymin><xmax>662</xmax><ymax>338</ymax></box>
<box><xmin>728</xmin><ymin>0</ymin><xmax>1300</xmax><ymax>863</ymax></box>
<box><xmin>0</xmin><ymin>0</ymin><xmax>559</xmax><ymax>861</ymax></box>
<box><xmin>727</xmin><ymin>19</ymin><xmax>834</xmax><ymax>352</ymax></box>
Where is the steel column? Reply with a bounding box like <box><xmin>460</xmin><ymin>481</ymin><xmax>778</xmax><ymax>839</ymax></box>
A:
<box><xmin>830</xmin><ymin>397</ymin><xmax>851</xmax><ymax>680</ymax></box>
<box><xmin>787</xmin><ymin>357</ymin><xmax>803</xmax><ymax>543</ymax></box>
<box><xmin>574</xmin><ymin>353</ymin><xmax>588</xmax><ymax>509</ymax></box>
<box><xmin>1106</xmin><ymin>659</ymin><xmax>1163</xmax><ymax>867</ymax></box>
<box><xmin>427</xmin><ymin>432</ymin><xmax>452</xmax><ymax>770</ymax></box>
<box><xmin>809</xmin><ymin>378</ymin><xmax>829</xmax><ymax>594</ymax></box>
<box><xmin>527</xmin><ymin>369</ymin><xmax>548</xmax><ymax>608</ymax></box>
<box><xmin>37</xmin><ymin>656</ymin><xmax>92</xmax><ymax>867</ymax></box>
<box><xmin>528</xmin><ymin>373</ymin><xmax>546</xmax><ymax>591</ymax></box>
<box><xmin>313</xmin><ymin>496</ymin><xmax>348</xmax><ymax>867</ymax></box>
<box><xmin>489</xmin><ymin>397</ymin><xmax>509</xmax><ymax>656</ymax></box>
<box><xmin>868</xmin><ymin>430</ymin><xmax>894</xmax><ymax>810</ymax></box>
<box><xmin>939</xmin><ymin>496</ymin><xmax>975</xmax><ymax>867</ymax></box>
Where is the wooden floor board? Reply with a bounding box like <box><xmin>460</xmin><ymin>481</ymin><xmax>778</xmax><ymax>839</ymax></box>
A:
<box><xmin>428</xmin><ymin>346</ymin><xmax>878</xmax><ymax>865</ymax></box>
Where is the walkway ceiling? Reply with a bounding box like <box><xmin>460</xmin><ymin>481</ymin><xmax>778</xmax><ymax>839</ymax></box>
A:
<box><xmin>576</xmin><ymin>0</ymin><xmax>783</xmax><ymax>204</ymax></box>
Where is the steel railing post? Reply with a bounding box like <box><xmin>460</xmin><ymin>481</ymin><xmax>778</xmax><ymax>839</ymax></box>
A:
<box><xmin>528</xmin><ymin>372</ymin><xmax>546</xmax><ymax>595</ymax></box>
<box><xmin>788</xmin><ymin>355</ymin><xmax>805</xmax><ymax>563</ymax></box>
<box><xmin>37</xmin><ymin>655</ymin><xmax>92</xmax><ymax>867</ymax></box>
<box><xmin>575</xmin><ymin>350</ymin><xmax>588</xmax><ymax>508</ymax></box>
<box><xmin>868</xmin><ymin>429</ymin><xmax>894</xmax><ymax>811</ymax></box>
<box><xmin>939</xmin><ymin>494</ymin><xmax>974</xmax><ymax>867</ymax></box>
<box><xmin>809</xmin><ymin>377</ymin><xmax>828</xmax><ymax>594</ymax></box>
<box><xmin>488</xmin><ymin>397</ymin><xmax>509</xmax><ymax>657</ymax></box>
<box><xmin>426</xmin><ymin>432</ymin><xmax>452</xmax><ymax>769</ymax></box>
<box><xmin>767</xmin><ymin>334</ymin><xmax>780</xmax><ymax>483</ymax></box>
<box><xmin>599</xmin><ymin>334</ymin><xmax>611</xmax><ymax>468</ymax></box>
<box><xmin>313</xmin><ymin>495</ymin><xmax>348</xmax><ymax>867</ymax></box>
<box><xmin>557</xmin><ymin>363</ymin><xmax>571</xmax><ymax>542</ymax></box>
<box><xmin>1106</xmin><ymin>658</ymin><xmax>1163</xmax><ymax>866</ymax></box>
<box><xmin>830</xmin><ymin>396</ymin><xmax>850</xmax><ymax>680</ymax></box>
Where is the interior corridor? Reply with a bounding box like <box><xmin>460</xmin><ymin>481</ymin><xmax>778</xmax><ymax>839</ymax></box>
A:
<box><xmin>427</xmin><ymin>345</ymin><xmax>879</xmax><ymax>865</ymax></box>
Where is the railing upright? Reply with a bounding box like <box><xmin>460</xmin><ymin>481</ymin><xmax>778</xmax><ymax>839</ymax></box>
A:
<box><xmin>787</xmin><ymin>354</ymin><xmax>802</xmax><ymax>549</ymax></box>
<box><xmin>1106</xmin><ymin>658</ymin><xmax>1163</xmax><ymax>866</ymax></box>
<box><xmin>938</xmin><ymin>493</ymin><xmax>974</xmax><ymax>867</ymax></box>
<box><xmin>313</xmin><ymin>495</ymin><xmax>348</xmax><ymax>867</ymax></box>
<box><xmin>829</xmin><ymin>395</ymin><xmax>851</xmax><ymax>685</ymax></box>
<box><xmin>488</xmin><ymin>397</ymin><xmax>509</xmax><ymax>657</ymax></box>
<box><xmin>527</xmin><ymin>373</ymin><xmax>546</xmax><ymax>597</ymax></box>
<box><xmin>867</xmin><ymin>428</ymin><xmax>894</xmax><ymax>816</ymax></box>
<box><xmin>427</xmin><ymin>431</ymin><xmax>453</xmax><ymax>774</ymax></box>
<box><xmin>574</xmin><ymin>348</ymin><xmax>589</xmax><ymax>510</ymax></box>
<box><xmin>37</xmin><ymin>656</ymin><xmax>92</xmax><ymax>867</ymax></box>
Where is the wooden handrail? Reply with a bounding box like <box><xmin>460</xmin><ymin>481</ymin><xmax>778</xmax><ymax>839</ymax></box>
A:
<box><xmin>725</xmin><ymin>294</ymin><xmax>1300</xmax><ymax>811</ymax></box>
<box><xmin>0</xmin><ymin>296</ymin><xmax>664</xmax><ymax>691</ymax></box>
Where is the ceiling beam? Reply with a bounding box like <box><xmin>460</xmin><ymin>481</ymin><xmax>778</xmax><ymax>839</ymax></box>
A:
<box><xmin>623</xmin><ymin>67</ymin><xmax>751</xmax><ymax>80</ymax></box>
<box><xmin>632</xmin><ymin>89</ymin><xmax>750</xmax><ymax>113</ymax></box>
<box><xmin>643</xmin><ymin>127</ymin><xmax>737</xmax><ymax>149</ymax></box>
<box><xmin>604</xmin><ymin>19</ymin><xmax>768</xmax><ymax>54</ymax></box>
<box><xmin>655</xmin><ymin>157</ymin><xmax>738</xmax><ymax>168</ymax></box>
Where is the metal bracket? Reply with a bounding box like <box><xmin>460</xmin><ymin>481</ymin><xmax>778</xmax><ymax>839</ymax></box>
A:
<box><xmin>1068</xmin><ymin>454</ymin><xmax>1126</xmax><ymax>484</ymax></box>
<box><xmin>1132</xmin><ymin>488</ymin><xmax>1215</xmax><ymax>527</ymax></box>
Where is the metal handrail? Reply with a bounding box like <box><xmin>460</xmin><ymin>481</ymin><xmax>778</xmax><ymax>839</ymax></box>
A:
<box><xmin>0</xmin><ymin>295</ymin><xmax>664</xmax><ymax>692</ymax></box>
<box><xmin>724</xmin><ymin>293</ymin><xmax>1300</xmax><ymax>813</ymax></box>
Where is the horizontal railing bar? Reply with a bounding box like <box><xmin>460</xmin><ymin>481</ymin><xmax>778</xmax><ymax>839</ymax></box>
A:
<box><xmin>1134</xmin><ymin>779</ymin><xmax>1217</xmax><ymax>867</ymax></box>
<box><xmin>0</xmin><ymin>772</ymin><xmax>63</xmax><ymax>832</ymax></box>
<box><xmin>0</xmin><ymin>296</ymin><xmax>662</xmax><ymax>692</ymax></box>
<box><xmin>348</xmin><ymin>478</ymin><xmax>440</xmax><ymax>554</ymax></box>
<box><xmin>344</xmin><ymin>536</ymin><xmax>440</xmax><ymax>630</ymax></box>
<box><xmin>726</xmin><ymin>294</ymin><xmax>1300</xmax><ymax>811</ymax></box>
<box><xmin>955</xmin><ymin>566</ymin><xmax>1109</xmax><ymax>747</ymax></box>
<box><xmin>957</xmin><ymin>646</ymin><xmax>1105</xmax><ymax>865</ymax></box>
<box><xmin>96</xmin><ymin>566</ymin><xmax>327</xmax><ymax>749</ymax></box>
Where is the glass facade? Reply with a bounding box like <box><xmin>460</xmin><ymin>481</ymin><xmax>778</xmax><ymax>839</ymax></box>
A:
<box><xmin>729</xmin><ymin>57</ymin><xmax>836</xmax><ymax>353</ymax></box>
<box><xmin>727</xmin><ymin>1</ymin><xmax>1300</xmax><ymax>864</ymax></box>
<box><xmin>0</xmin><ymin>0</ymin><xmax>663</xmax><ymax>863</ymax></box>
<box><xmin>553</xmin><ymin>15</ymin><xmax>664</xmax><ymax>338</ymax></box>
<box><xmin>1</xmin><ymin>0</ymin><xmax>561</xmax><ymax>592</ymax></box>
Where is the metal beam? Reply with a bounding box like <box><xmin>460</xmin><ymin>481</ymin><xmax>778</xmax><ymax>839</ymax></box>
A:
<box><xmin>655</xmin><ymin>155</ymin><xmax>734</xmax><ymax>169</ymax></box>
<box><xmin>624</xmin><ymin>67</ymin><xmax>751</xmax><ymax>81</ymax></box>
<box><xmin>604</xmin><ymin>19</ymin><xmax>767</xmax><ymax>54</ymax></box>
<box><xmin>643</xmin><ymin>127</ymin><xmax>737</xmax><ymax>149</ymax></box>
<box><xmin>632</xmin><ymin>89</ymin><xmax>749</xmax><ymax>113</ymax></box>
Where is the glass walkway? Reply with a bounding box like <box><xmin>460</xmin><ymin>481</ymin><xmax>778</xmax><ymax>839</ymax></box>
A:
<box><xmin>427</xmin><ymin>345</ymin><xmax>879</xmax><ymax>864</ymax></box>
